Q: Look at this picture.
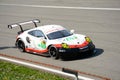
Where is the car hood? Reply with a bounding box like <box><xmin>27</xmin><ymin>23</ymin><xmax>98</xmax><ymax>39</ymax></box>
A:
<box><xmin>48</xmin><ymin>34</ymin><xmax>86</xmax><ymax>45</ymax></box>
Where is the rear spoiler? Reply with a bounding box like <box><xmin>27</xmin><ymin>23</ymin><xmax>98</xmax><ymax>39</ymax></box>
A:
<box><xmin>8</xmin><ymin>19</ymin><xmax>40</xmax><ymax>32</ymax></box>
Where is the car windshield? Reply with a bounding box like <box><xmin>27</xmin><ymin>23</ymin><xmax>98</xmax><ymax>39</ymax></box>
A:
<box><xmin>47</xmin><ymin>30</ymin><xmax>72</xmax><ymax>40</ymax></box>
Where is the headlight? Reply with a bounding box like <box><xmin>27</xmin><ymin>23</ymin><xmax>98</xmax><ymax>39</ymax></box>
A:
<box><xmin>62</xmin><ymin>43</ymin><xmax>69</xmax><ymax>49</ymax></box>
<box><xmin>85</xmin><ymin>37</ymin><xmax>92</xmax><ymax>43</ymax></box>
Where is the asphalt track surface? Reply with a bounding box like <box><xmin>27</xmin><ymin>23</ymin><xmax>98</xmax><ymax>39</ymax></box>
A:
<box><xmin>0</xmin><ymin>0</ymin><xmax>120</xmax><ymax>80</ymax></box>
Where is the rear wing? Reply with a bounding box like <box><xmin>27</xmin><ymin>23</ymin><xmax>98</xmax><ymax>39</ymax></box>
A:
<box><xmin>8</xmin><ymin>19</ymin><xmax>40</xmax><ymax>32</ymax></box>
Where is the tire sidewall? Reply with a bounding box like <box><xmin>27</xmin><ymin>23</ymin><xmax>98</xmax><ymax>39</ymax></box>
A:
<box><xmin>17</xmin><ymin>40</ymin><xmax>25</xmax><ymax>52</ymax></box>
<box><xmin>48</xmin><ymin>46</ymin><xmax>59</xmax><ymax>59</ymax></box>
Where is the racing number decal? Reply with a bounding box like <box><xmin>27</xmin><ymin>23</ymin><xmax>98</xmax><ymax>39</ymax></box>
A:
<box><xmin>38</xmin><ymin>41</ymin><xmax>46</xmax><ymax>49</ymax></box>
<box><xmin>26</xmin><ymin>37</ymin><xmax>31</xmax><ymax>43</ymax></box>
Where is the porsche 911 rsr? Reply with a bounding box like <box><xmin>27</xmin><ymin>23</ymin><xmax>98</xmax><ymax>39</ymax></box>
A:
<box><xmin>8</xmin><ymin>19</ymin><xmax>95</xmax><ymax>59</ymax></box>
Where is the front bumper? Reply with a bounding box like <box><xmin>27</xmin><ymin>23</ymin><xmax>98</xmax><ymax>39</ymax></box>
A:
<box><xmin>58</xmin><ymin>42</ymin><xmax>95</xmax><ymax>53</ymax></box>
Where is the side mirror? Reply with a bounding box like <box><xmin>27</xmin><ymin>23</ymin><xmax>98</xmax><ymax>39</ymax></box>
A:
<box><xmin>70</xmin><ymin>29</ymin><xmax>75</xmax><ymax>34</ymax></box>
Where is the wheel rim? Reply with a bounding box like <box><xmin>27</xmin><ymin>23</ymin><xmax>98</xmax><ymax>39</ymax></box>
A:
<box><xmin>49</xmin><ymin>48</ymin><xmax>56</xmax><ymax>57</ymax></box>
<box><xmin>18</xmin><ymin>42</ymin><xmax>25</xmax><ymax>52</ymax></box>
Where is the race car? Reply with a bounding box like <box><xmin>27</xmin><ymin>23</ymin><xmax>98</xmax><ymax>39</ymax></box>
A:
<box><xmin>8</xmin><ymin>19</ymin><xmax>95</xmax><ymax>59</ymax></box>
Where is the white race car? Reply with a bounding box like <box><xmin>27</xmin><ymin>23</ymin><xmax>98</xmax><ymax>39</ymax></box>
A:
<box><xmin>8</xmin><ymin>19</ymin><xmax>95</xmax><ymax>59</ymax></box>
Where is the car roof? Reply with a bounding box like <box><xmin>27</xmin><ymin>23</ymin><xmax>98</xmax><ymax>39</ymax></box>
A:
<box><xmin>36</xmin><ymin>25</ymin><xmax>66</xmax><ymax>34</ymax></box>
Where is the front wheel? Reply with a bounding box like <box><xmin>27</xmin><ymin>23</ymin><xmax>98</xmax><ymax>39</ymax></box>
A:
<box><xmin>48</xmin><ymin>46</ymin><xmax>59</xmax><ymax>59</ymax></box>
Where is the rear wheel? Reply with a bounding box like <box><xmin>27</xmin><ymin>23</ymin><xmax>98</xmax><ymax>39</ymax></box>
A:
<box><xmin>17</xmin><ymin>41</ymin><xmax>25</xmax><ymax>52</ymax></box>
<box><xmin>48</xmin><ymin>46</ymin><xmax>59</xmax><ymax>59</ymax></box>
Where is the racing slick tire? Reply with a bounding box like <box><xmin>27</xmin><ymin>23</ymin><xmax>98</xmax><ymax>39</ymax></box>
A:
<box><xmin>48</xmin><ymin>46</ymin><xmax>59</xmax><ymax>59</ymax></box>
<box><xmin>17</xmin><ymin>40</ymin><xmax>26</xmax><ymax>52</ymax></box>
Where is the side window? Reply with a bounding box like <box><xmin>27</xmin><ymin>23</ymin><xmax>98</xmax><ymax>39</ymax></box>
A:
<box><xmin>28</xmin><ymin>30</ymin><xmax>34</xmax><ymax>36</ymax></box>
<box><xmin>28</xmin><ymin>30</ymin><xmax>44</xmax><ymax>38</ymax></box>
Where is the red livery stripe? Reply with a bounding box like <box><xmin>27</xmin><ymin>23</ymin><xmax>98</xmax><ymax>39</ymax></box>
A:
<box><xmin>25</xmin><ymin>48</ymin><xmax>48</xmax><ymax>54</ymax></box>
<box><xmin>53</xmin><ymin>41</ymin><xmax>89</xmax><ymax>48</ymax></box>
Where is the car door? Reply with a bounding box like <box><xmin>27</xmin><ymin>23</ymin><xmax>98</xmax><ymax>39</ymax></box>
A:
<box><xmin>27</xmin><ymin>30</ymin><xmax>47</xmax><ymax>51</ymax></box>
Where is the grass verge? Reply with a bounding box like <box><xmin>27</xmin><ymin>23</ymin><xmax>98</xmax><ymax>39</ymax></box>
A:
<box><xmin>0</xmin><ymin>60</ymin><xmax>69</xmax><ymax>80</ymax></box>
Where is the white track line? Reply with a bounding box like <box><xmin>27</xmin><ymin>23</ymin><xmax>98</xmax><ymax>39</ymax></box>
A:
<box><xmin>0</xmin><ymin>3</ymin><xmax>120</xmax><ymax>11</ymax></box>
<box><xmin>0</xmin><ymin>56</ymin><xmax>94</xmax><ymax>80</ymax></box>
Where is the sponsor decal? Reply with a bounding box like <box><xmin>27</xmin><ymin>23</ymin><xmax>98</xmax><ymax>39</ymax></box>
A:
<box><xmin>62</xmin><ymin>43</ymin><xmax>69</xmax><ymax>49</ymax></box>
<box><xmin>38</xmin><ymin>41</ymin><xmax>46</xmax><ymax>49</ymax></box>
<box><xmin>64</xmin><ymin>36</ymin><xmax>77</xmax><ymax>41</ymax></box>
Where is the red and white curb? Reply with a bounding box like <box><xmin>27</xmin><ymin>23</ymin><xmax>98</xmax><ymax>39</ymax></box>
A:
<box><xmin>0</xmin><ymin>53</ymin><xmax>111</xmax><ymax>80</ymax></box>
<box><xmin>0</xmin><ymin>56</ymin><xmax>94</xmax><ymax>80</ymax></box>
